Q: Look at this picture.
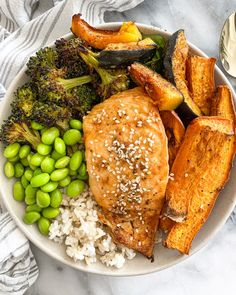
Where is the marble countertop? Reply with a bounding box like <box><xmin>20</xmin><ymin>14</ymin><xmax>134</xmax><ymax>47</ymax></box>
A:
<box><xmin>26</xmin><ymin>1</ymin><xmax>236</xmax><ymax>294</ymax></box>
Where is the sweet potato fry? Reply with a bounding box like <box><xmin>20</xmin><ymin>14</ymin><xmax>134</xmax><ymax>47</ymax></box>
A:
<box><xmin>165</xmin><ymin>116</ymin><xmax>235</xmax><ymax>222</ymax></box>
<box><xmin>211</xmin><ymin>85</ymin><xmax>236</xmax><ymax>125</ymax></box>
<box><xmin>165</xmin><ymin>117</ymin><xmax>235</xmax><ymax>254</ymax></box>
<box><xmin>186</xmin><ymin>56</ymin><xmax>216</xmax><ymax>115</ymax></box>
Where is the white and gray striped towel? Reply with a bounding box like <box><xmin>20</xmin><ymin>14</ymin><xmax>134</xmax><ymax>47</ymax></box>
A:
<box><xmin>0</xmin><ymin>0</ymin><xmax>143</xmax><ymax>294</ymax></box>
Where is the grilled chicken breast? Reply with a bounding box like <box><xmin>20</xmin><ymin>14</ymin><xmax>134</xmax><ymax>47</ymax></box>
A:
<box><xmin>83</xmin><ymin>87</ymin><xmax>169</xmax><ymax>257</ymax></box>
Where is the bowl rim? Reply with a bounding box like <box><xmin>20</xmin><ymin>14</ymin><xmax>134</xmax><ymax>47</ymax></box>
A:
<box><xmin>1</xmin><ymin>22</ymin><xmax>236</xmax><ymax>277</ymax></box>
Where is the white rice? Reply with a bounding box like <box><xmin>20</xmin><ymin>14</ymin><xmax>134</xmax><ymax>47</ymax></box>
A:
<box><xmin>49</xmin><ymin>187</ymin><xmax>136</xmax><ymax>268</ymax></box>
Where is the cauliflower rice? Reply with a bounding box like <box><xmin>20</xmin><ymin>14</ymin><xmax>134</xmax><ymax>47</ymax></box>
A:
<box><xmin>49</xmin><ymin>187</ymin><xmax>136</xmax><ymax>268</ymax></box>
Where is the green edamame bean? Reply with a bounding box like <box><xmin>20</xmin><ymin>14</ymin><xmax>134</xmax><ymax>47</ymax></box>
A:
<box><xmin>21</xmin><ymin>175</ymin><xmax>29</xmax><ymax>188</ymax></box>
<box><xmin>15</xmin><ymin>162</ymin><xmax>24</xmax><ymax>178</ymax></box>
<box><xmin>36</xmin><ymin>190</ymin><xmax>50</xmax><ymax>208</ymax></box>
<box><xmin>26</xmin><ymin>204</ymin><xmax>42</xmax><ymax>213</ymax></box>
<box><xmin>27</xmin><ymin>154</ymin><xmax>36</xmax><ymax>170</ymax></box>
<box><xmin>59</xmin><ymin>175</ymin><xmax>71</xmax><ymax>187</ymax></box>
<box><xmin>77</xmin><ymin>173</ymin><xmax>89</xmax><ymax>180</ymax></box>
<box><xmin>24</xmin><ymin>168</ymin><xmax>33</xmax><ymax>181</ymax></box>
<box><xmin>41</xmin><ymin>157</ymin><xmax>55</xmax><ymax>173</ymax></box>
<box><xmin>69</xmin><ymin>119</ymin><xmax>83</xmax><ymax>130</ymax></box>
<box><xmin>66</xmin><ymin>180</ymin><xmax>85</xmax><ymax>198</ymax></box>
<box><xmin>50</xmin><ymin>189</ymin><xmax>62</xmax><ymax>208</ymax></box>
<box><xmin>50</xmin><ymin>168</ymin><xmax>69</xmax><ymax>182</ymax></box>
<box><xmin>41</xmin><ymin>181</ymin><xmax>58</xmax><ymax>193</ymax></box>
<box><xmin>25</xmin><ymin>184</ymin><xmax>37</xmax><ymax>198</ymax></box>
<box><xmin>4</xmin><ymin>161</ymin><xmax>15</xmax><ymax>178</ymax></box>
<box><xmin>19</xmin><ymin>145</ymin><xmax>31</xmax><ymax>159</ymax></box>
<box><xmin>69</xmin><ymin>151</ymin><xmax>83</xmax><ymax>171</ymax></box>
<box><xmin>55</xmin><ymin>156</ymin><xmax>70</xmax><ymax>169</ymax></box>
<box><xmin>30</xmin><ymin>153</ymin><xmax>44</xmax><ymax>166</ymax></box>
<box><xmin>20</xmin><ymin>157</ymin><xmax>29</xmax><ymax>167</ymax></box>
<box><xmin>23</xmin><ymin>212</ymin><xmax>41</xmax><ymax>224</ymax></box>
<box><xmin>37</xmin><ymin>143</ymin><xmax>52</xmax><ymax>156</ymax></box>
<box><xmin>25</xmin><ymin>194</ymin><xmax>36</xmax><ymax>205</ymax></box>
<box><xmin>31</xmin><ymin>173</ymin><xmax>50</xmax><ymax>188</ymax></box>
<box><xmin>40</xmin><ymin>127</ymin><xmax>47</xmax><ymax>135</ymax></box>
<box><xmin>54</xmin><ymin>138</ymin><xmax>66</xmax><ymax>155</ymax></box>
<box><xmin>42</xmin><ymin>127</ymin><xmax>60</xmax><ymax>145</ymax></box>
<box><xmin>78</xmin><ymin>163</ymin><xmax>87</xmax><ymax>177</ymax></box>
<box><xmin>25</xmin><ymin>185</ymin><xmax>37</xmax><ymax>205</ymax></box>
<box><xmin>8</xmin><ymin>155</ymin><xmax>20</xmax><ymax>163</ymax></box>
<box><xmin>33</xmin><ymin>168</ymin><xmax>42</xmax><ymax>176</ymax></box>
<box><xmin>51</xmin><ymin>150</ymin><xmax>66</xmax><ymax>160</ymax></box>
<box><xmin>13</xmin><ymin>181</ymin><xmax>25</xmax><ymax>202</ymax></box>
<box><xmin>42</xmin><ymin>207</ymin><xmax>60</xmax><ymax>219</ymax></box>
<box><xmin>3</xmin><ymin>143</ymin><xmax>20</xmax><ymax>158</ymax></box>
<box><xmin>69</xmin><ymin>169</ymin><xmax>77</xmax><ymax>176</ymax></box>
<box><xmin>31</xmin><ymin>121</ymin><xmax>44</xmax><ymax>130</ymax></box>
<box><xmin>63</xmin><ymin>129</ymin><xmax>81</xmax><ymax>146</ymax></box>
<box><xmin>38</xmin><ymin>217</ymin><xmax>51</xmax><ymax>235</ymax></box>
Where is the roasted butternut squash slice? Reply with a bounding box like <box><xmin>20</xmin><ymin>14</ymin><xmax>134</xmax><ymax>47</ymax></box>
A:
<box><xmin>164</xmin><ymin>30</ymin><xmax>202</xmax><ymax>125</ymax></box>
<box><xmin>129</xmin><ymin>63</ymin><xmax>183</xmax><ymax>110</ymax></box>
<box><xmin>165</xmin><ymin>117</ymin><xmax>235</xmax><ymax>254</ymax></box>
<box><xmin>160</xmin><ymin>110</ymin><xmax>185</xmax><ymax>167</ymax></box>
<box><xmin>165</xmin><ymin>116</ymin><xmax>235</xmax><ymax>223</ymax></box>
<box><xmin>71</xmin><ymin>14</ymin><xmax>142</xmax><ymax>50</ymax></box>
<box><xmin>211</xmin><ymin>85</ymin><xmax>236</xmax><ymax>125</ymax></box>
<box><xmin>98</xmin><ymin>38</ymin><xmax>157</xmax><ymax>68</ymax></box>
<box><xmin>186</xmin><ymin>56</ymin><xmax>216</xmax><ymax>115</ymax></box>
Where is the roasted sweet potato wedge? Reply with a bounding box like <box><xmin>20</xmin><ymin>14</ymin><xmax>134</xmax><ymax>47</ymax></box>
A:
<box><xmin>165</xmin><ymin>116</ymin><xmax>235</xmax><ymax>223</ymax></box>
<box><xmin>165</xmin><ymin>117</ymin><xmax>235</xmax><ymax>254</ymax></box>
<box><xmin>71</xmin><ymin>14</ymin><xmax>142</xmax><ymax>49</ymax></box>
<box><xmin>211</xmin><ymin>85</ymin><xmax>236</xmax><ymax>125</ymax></box>
<box><xmin>160</xmin><ymin>110</ymin><xmax>185</xmax><ymax>167</ymax></box>
<box><xmin>186</xmin><ymin>56</ymin><xmax>216</xmax><ymax>115</ymax></box>
<box><xmin>129</xmin><ymin>63</ymin><xmax>183</xmax><ymax>110</ymax></box>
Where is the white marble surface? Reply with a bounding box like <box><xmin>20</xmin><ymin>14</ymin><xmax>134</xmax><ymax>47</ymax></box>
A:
<box><xmin>26</xmin><ymin>1</ymin><xmax>236</xmax><ymax>294</ymax></box>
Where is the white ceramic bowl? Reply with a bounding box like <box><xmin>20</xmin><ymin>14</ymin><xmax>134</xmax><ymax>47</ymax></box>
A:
<box><xmin>1</xmin><ymin>23</ymin><xmax>236</xmax><ymax>276</ymax></box>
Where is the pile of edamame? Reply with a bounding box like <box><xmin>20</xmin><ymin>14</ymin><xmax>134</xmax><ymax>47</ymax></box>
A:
<box><xmin>3</xmin><ymin>119</ymin><xmax>87</xmax><ymax>236</ymax></box>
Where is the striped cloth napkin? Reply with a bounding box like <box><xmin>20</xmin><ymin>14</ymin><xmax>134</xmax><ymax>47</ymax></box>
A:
<box><xmin>0</xmin><ymin>0</ymin><xmax>143</xmax><ymax>294</ymax></box>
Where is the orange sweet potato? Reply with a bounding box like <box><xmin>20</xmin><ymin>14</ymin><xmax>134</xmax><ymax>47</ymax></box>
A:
<box><xmin>186</xmin><ymin>56</ymin><xmax>216</xmax><ymax>115</ymax></box>
<box><xmin>165</xmin><ymin>117</ymin><xmax>235</xmax><ymax>254</ymax></box>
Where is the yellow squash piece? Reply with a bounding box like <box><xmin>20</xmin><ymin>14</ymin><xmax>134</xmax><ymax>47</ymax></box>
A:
<box><xmin>129</xmin><ymin>63</ymin><xmax>183</xmax><ymax>110</ymax></box>
<box><xmin>71</xmin><ymin>14</ymin><xmax>142</xmax><ymax>50</ymax></box>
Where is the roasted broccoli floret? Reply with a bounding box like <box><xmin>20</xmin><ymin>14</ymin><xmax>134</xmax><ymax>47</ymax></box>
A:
<box><xmin>70</xmin><ymin>84</ymin><xmax>101</xmax><ymax>118</ymax></box>
<box><xmin>10</xmin><ymin>83</ymin><xmax>72</xmax><ymax>129</ymax></box>
<box><xmin>26</xmin><ymin>47</ymin><xmax>93</xmax><ymax>105</ymax></box>
<box><xmin>79</xmin><ymin>47</ymin><xmax>130</xmax><ymax>99</ymax></box>
<box><xmin>0</xmin><ymin>116</ymin><xmax>41</xmax><ymax>149</ymax></box>
<box><xmin>26</xmin><ymin>47</ymin><xmax>59</xmax><ymax>81</ymax></box>
<box><xmin>36</xmin><ymin>68</ymin><xmax>93</xmax><ymax>105</ymax></box>
<box><xmin>11</xmin><ymin>83</ymin><xmax>36</xmax><ymax>119</ymax></box>
<box><xmin>55</xmin><ymin>38</ymin><xmax>89</xmax><ymax>78</ymax></box>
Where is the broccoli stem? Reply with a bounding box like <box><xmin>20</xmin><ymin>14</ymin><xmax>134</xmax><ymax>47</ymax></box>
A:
<box><xmin>79</xmin><ymin>52</ymin><xmax>113</xmax><ymax>86</ymax></box>
<box><xmin>56</xmin><ymin>75</ymin><xmax>92</xmax><ymax>91</ymax></box>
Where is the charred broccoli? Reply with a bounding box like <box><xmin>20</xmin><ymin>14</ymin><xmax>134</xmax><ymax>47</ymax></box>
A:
<box><xmin>55</xmin><ymin>38</ymin><xmax>89</xmax><ymax>78</ymax></box>
<box><xmin>11</xmin><ymin>84</ymin><xmax>72</xmax><ymax>129</ymax></box>
<box><xmin>55</xmin><ymin>38</ymin><xmax>130</xmax><ymax>99</ymax></box>
<box><xmin>0</xmin><ymin>116</ymin><xmax>41</xmax><ymax>149</ymax></box>
<box><xmin>78</xmin><ymin>47</ymin><xmax>130</xmax><ymax>99</ymax></box>
<box><xmin>71</xmin><ymin>84</ymin><xmax>101</xmax><ymax>118</ymax></box>
<box><xmin>26</xmin><ymin>47</ymin><xmax>93</xmax><ymax>105</ymax></box>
